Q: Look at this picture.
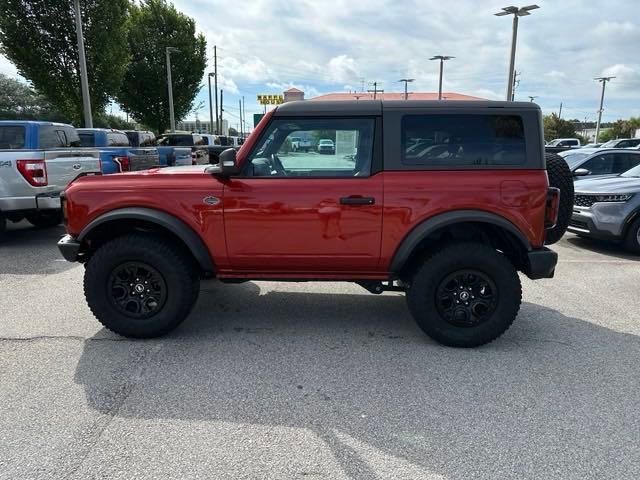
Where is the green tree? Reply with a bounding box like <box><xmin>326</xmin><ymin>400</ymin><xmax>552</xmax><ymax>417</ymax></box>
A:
<box><xmin>0</xmin><ymin>0</ymin><xmax>130</xmax><ymax>125</ymax></box>
<box><xmin>117</xmin><ymin>0</ymin><xmax>206</xmax><ymax>134</ymax></box>
<box><xmin>0</xmin><ymin>73</ymin><xmax>67</xmax><ymax>121</ymax></box>
<box><xmin>608</xmin><ymin>118</ymin><xmax>640</xmax><ymax>139</ymax></box>
<box><xmin>543</xmin><ymin>113</ymin><xmax>577</xmax><ymax>142</ymax></box>
<box><xmin>598</xmin><ymin>128</ymin><xmax>616</xmax><ymax>143</ymax></box>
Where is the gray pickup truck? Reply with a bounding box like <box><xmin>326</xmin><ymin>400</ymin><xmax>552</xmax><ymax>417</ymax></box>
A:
<box><xmin>0</xmin><ymin>120</ymin><xmax>101</xmax><ymax>238</ymax></box>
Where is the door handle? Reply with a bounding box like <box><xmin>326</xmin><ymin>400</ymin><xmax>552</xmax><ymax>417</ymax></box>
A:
<box><xmin>340</xmin><ymin>196</ymin><xmax>375</xmax><ymax>205</ymax></box>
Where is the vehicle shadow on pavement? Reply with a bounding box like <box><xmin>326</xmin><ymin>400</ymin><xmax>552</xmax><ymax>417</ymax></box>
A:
<box><xmin>74</xmin><ymin>281</ymin><xmax>640</xmax><ymax>479</ymax></box>
<box><xmin>0</xmin><ymin>222</ymin><xmax>74</xmax><ymax>275</ymax></box>
<box><xmin>565</xmin><ymin>234</ymin><xmax>639</xmax><ymax>261</ymax></box>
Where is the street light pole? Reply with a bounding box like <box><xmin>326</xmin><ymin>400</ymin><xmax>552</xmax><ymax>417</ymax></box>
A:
<box><xmin>208</xmin><ymin>73</ymin><xmax>215</xmax><ymax>134</ymax></box>
<box><xmin>594</xmin><ymin>76</ymin><xmax>615</xmax><ymax>143</ymax></box>
<box><xmin>495</xmin><ymin>5</ymin><xmax>539</xmax><ymax>101</ymax></box>
<box><xmin>73</xmin><ymin>0</ymin><xmax>92</xmax><ymax>127</ymax></box>
<box><xmin>429</xmin><ymin>56</ymin><xmax>454</xmax><ymax>100</ymax></box>
<box><xmin>166</xmin><ymin>47</ymin><xmax>179</xmax><ymax>132</ymax></box>
<box><xmin>398</xmin><ymin>79</ymin><xmax>415</xmax><ymax>100</ymax></box>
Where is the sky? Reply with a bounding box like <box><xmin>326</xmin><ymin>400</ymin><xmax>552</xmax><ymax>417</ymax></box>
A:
<box><xmin>2</xmin><ymin>0</ymin><xmax>639</xmax><ymax>130</ymax></box>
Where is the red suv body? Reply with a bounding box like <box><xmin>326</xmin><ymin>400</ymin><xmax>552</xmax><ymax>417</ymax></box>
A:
<box><xmin>59</xmin><ymin>100</ymin><xmax>569</xmax><ymax>347</ymax></box>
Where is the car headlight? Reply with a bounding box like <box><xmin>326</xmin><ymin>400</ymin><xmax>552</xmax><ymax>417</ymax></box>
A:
<box><xmin>594</xmin><ymin>194</ymin><xmax>633</xmax><ymax>203</ymax></box>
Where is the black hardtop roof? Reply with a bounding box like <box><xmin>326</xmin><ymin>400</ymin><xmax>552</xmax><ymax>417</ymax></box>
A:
<box><xmin>273</xmin><ymin>100</ymin><xmax>541</xmax><ymax>116</ymax></box>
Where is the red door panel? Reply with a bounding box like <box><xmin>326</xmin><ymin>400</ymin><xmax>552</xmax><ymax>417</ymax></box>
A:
<box><xmin>223</xmin><ymin>176</ymin><xmax>383</xmax><ymax>273</ymax></box>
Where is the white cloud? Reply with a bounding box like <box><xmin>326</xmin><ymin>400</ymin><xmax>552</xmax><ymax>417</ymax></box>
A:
<box><xmin>544</xmin><ymin>70</ymin><xmax>567</xmax><ymax>79</ymax></box>
<box><xmin>326</xmin><ymin>55</ymin><xmax>359</xmax><ymax>84</ymax></box>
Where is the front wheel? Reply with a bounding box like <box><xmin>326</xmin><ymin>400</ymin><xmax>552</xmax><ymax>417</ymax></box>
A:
<box><xmin>623</xmin><ymin>217</ymin><xmax>640</xmax><ymax>254</ymax></box>
<box><xmin>84</xmin><ymin>233</ymin><xmax>200</xmax><ymax>338</ymax></box>
<box><xmin>406</xmin><ymin>242</ymin><xmax>522</xmax><ymax>348</ymax></box>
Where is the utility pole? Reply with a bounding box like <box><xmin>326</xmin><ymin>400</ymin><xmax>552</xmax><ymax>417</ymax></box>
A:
<box><xmin>594</xmin><ymin>76</ymin><xmax>615</xmax><ymax>143</ymax></box>
<box><xmin>495</xmin><ymin>5</ymin><xmax>539</xmax><ymax>101</ymax></box>
<box><xmin>165</xmin><ymin>47</ymin><xmax>179</xmax><ymax>132</ymax></box>
<box><xmin>208</xmin><ymin>72</ymin><xmax>214</xmax><ymax>134</ymax></box>
<box><xmin>398</xmin><ymin>78</ymin><xmax>415</xmax><ymax>100</ymax></box>
<box><xmin>242</xmin><ymin>96</ymin><xmax>246</xmax><ymax>137</ymax></box>
<box><xmin>528</xmin><ymin>95</ymin><xmax>538</xmax><ymax>102</ymax></box>
<box><xmin>359</xmin><ymin>78</ymin><xmax>366</xmax><ymax>92</ymax></box>
<box><xmin>239</xmin><ymin>99</ymin><xmax>243</xmax><ymax>137</ymax></box>
<box><xmin>219</xmin><ymin>89</ymin><xmax>224</xmax><ymax>135</ymax></box>
<box><xmin>558</xmin><ymin>102</ymin><xmax>563</xmax><ymax>118</ymax></box>
<box><xmin>430</xmin><ymin>56</ymin><xmax>454</xmax><ymax>100</ymax></box>
<box><xmin>73</xmin><ymin>0</ymin><xmax>92</xmax><ymax>127</ymax></box>
<box><xmin>367</xmin><ymin>81</ymin><xmax>384</xmax><ymax>100</ymax></box>
<box><xmin>511</xmin><ymin>70</ymin><xmax>520</xmax><ymax>101</ymax></box>
<box><xmin>214</xmin><ymin>45</ymin><xmax>219</xmax><ymax>135</ymax></box>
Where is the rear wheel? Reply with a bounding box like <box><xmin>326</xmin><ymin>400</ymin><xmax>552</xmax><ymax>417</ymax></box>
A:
<box><xmin>623</xmin><ymin>217</ymin><xmax>640</xmax><ymax>254</ymax></box>
<box><xmin>26</xmin><ymin>210</ymin><xmax>62</xmax><ymax>228</ymax></box>
<box><xmin>406</xmin><ymin>242</ymin><xmax>522</xmax><ymax>348</ymax></box>
<box><xmin>545</xmin><ymin>152</ymin><xmax>574</xmax><ymax>245</ymax></box>
<box><xmin>84</xmin><ymin>233</ymin><xmax>200</xmax><ymax>338</ymax></box>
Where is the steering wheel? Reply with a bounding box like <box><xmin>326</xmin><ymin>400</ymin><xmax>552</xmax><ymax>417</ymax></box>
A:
<box><xmin>270</xmin><ymin>153</ymin><xmax>287</xmax><ymax>176</ymax></box>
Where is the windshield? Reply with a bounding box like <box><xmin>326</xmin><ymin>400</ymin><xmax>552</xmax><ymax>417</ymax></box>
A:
<box><xmin>563</xmin><ymin>152</ymin><xmax>590</xmax><ymax>168</ymax></box>
<box><xmin>600</xmin><ymin>140</ymin><xmax>619</xmax><ymax>148</ymax></box>
<box><xmin>547</xmin><ymin>139</ymin><xmax>561</xmax><ymax>146</ymax></box>
<box><xmin>622</xmin><ymin>163</ymin><xmax>640</xmax><ymax>178</ymax></box>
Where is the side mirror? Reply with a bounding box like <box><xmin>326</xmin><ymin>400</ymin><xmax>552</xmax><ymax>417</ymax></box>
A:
<box><xmin>206</xmin><ymin>148</ymin><xmax>239</xmax><ymax>177</ymax></box>
<box><xmin>574</xmin><ymin>168</ymin><xmax>590</xmax><ymax>177</ymax></box>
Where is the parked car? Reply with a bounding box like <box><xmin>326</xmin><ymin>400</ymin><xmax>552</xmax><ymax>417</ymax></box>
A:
<box><xmin>558</xmin><ymin>148</ymin><xmax>640</xmax><ymax>180</ymax></box>
<box><xmin>77</xmin><ymin>128</ymin><xmax>158</xmax><ymax>174</ymax></box>
<box><xmin>124</xmin><ymin>130</ymin><xmax>191</xmax><ymax>167</ymax></box>
<box><xmin>123</xmin><ymin>130</ymin><xmax>156</xmax><ymax>148</ymax></box>
<box><xmin>58</xmin><ymin>100</ymin><xmax>573</xmax><ymax>348</ymax></box>
<box><xmin>599</xmin><ymin>138</ymin><xmax>640</xmax><ymax>149</ymax></box>
<box><xmin>569</xmin><ymin>164</ymin><xmax>640</xmax><ymax>252</ymax></box>
<box><xmin>156</xmin><ymin>133</ymin><xmax>208</xmax><ymax>165</ymax></box>
<box><xmin>0</xmin><ymin>120</ymin><xmax>100</xmax><ymax>238</ymax></box>
<box><xmin>290</xmin><ymin>136</ymin><xmax>312</xmax><ymax>152</ymax></box>
<box><xmin>582</xmin><ymin>143</ymin><xmax>602</xmax><ymax>149</ymax></box>
<box><xmin>545</xmin><ymin>138</ymin><xmax>581</xmax><ymax>154</ymax></box>
<box><xmin>317</xmin><ymin>138</ymin><xmax>335</xmax><ymax>154</ymax></box>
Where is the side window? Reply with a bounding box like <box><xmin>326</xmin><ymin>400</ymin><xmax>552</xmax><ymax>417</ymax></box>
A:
<box><xmin>582</xmin><ymin>154</ymin><xmax>615</xmax><ymax>175</ymax></box>
<box><xmin>78</xmin><ymin>132</ymin><xmax>95</xmax><ymax>147</ymax></box>
<box><xmin>55</xmin><ymin>130</ymin><xmax>67</xmax><ymax>147</ymax></box>
<box><xmin>39</xmin><ymin>125</ymin><xmax>65</xmax><ymax>148</ymax></box>
<box><xmin>64</xmin><ymin>127</ymin><xmax>81</xmax><ymax>147</ymax></box>
<box><xmin>619</xmin><ymin>154</ymin><xmax>640</xmax><ymax>173</ymax></box>
<box><xmin>193</xmin><ymin>135</ymin><xmax>205</xmax><ymax>146</ymax></box>
<box><xmin>629</xmin><ymin>139</ymin><xmax>640</xmax><ymax>148</ymax></box>
<box><xmin>0</xmin><ymin>126</ymin><xmax>26</xmax><ymax>149</ymax></box>
<box><xmin>107</xmin><ymin>133</ymin><xmax>130</xmax><ymax>147</ymax></box>
<box><xmin>402</xmin><ymin>114</ymin><xmax>526</xmax><ymax>167</ymax></box>
<box><xmin>143</xmin><ymin>133</ymin><xmax>156</xmax><ymax>147</ymax></box>
<box><xmin>246</xmin><ymin>118</ymin><xmax>375</xmax><ymax>177</ymax></box>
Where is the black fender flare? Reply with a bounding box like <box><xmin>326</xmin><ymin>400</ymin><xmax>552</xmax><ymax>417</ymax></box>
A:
<box><xmin>389</xmin><ymin>210</ymin><xmax>532</xmax><ymax>273</ymax></box>
<box><xmin>78</xmin><ymin>207</ymin><xmax>215</xmax><ymax>273</ymax></box>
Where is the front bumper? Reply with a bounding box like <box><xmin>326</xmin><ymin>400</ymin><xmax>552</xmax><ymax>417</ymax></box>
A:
<box><xmin>58</xmin><ymin>234</ymin><xmax>81</xmax><ymax>262</ymax></box>
<box><xmin>524</xmin><ymin>248</ymin><xmax>558</xmax><ymax>280</ymax></box>
<box><xmin>567</xmin><ymin>203</ymin><xmax>628</xmax><ymax>240</ymax></box>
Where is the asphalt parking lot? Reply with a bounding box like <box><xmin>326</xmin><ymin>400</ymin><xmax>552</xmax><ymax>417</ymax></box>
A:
<box><xmin>1</xmin><ymin>221</ymin><xmax>639</xmax><ymax>480</ymax></box>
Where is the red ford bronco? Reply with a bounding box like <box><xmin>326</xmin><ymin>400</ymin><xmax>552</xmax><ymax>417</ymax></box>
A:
<box><xmin>58</xmin><ymin>100</ymin><xmax>573</xmax><ymax>347</ymax></box>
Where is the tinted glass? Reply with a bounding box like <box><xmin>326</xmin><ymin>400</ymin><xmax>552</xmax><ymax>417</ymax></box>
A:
<box><xmin>617</xmin><ymin>153</ymin><xmax>640</xmax><ymax>172</ymax></box>
<box><xmin>38</xmin><ymin>125</ymin><xmax>65</xmax><ymax>148</ymax></box>
<box><xmin>157</xmin><ymin>134</ymin><xmax>192</xmax><ymax>146</ymax></box>
<box><xmin>248</xmin><ymin>117</ymin><xmax>375</xmax><ymax>177</ymax></box>
<box><xmin>563</xmin><ymin>152</ymin><xmax>590</xmax><ymax>168</ymax></box>
<box><xmin>125</xmin><ymin>131</ymin><xmax>138</xmax><ymax>146</ymax></box>
<box><xmin>78</xmin><ymin>132</ymin><xmax>95</xmax><ymax>147</ymax></box>
<box><xmin>402</xmin><ymin>114</ymin><xmax>526</xmax><ymax>166</ymax></box>
<box><xmin>141</xmin><ymin>133</ymin><xmax>156</xmax><ymax>147</ymax></box>
<box><xmin>0</xmin><ymin>126</ymin><xmax>26</xmax><ymax>149</ymax></box>
<box><xmin>107</xmin><ymin>132</ymin><xmax>130</xmax><ymax>147</ymax></box>
<box><xmin>581</xmin><ymin>154</ymin><xmax>616</xmax><ymax>175</ymax></box>
<box><xmin>622</xmin><ymin>161</ymin><xmax>640</xmax><ymax>177</ymax></box>
<box><xmin>193</xmin><ymin>135</ymin><xmax>205</xmax><ymax>146</ymax></box>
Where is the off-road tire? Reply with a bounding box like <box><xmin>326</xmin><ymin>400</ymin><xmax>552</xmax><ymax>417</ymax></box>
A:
<box><xmin>545</xmin><ymin>152</ymin><xmax>574</xmax><ymax>245</ymax></box>
<box><xmin>84</xmin><ymin>233</ymin><xmax>200</xmax><ymax>338</ymax></box>
<box><xmin>406</xmin><ymin>242</ymin><xmax>522</xmax><ymax>348</ymax></box>
<box><xmin>623</xmin><ymin>216</ymin><xmax>640</xmax><ymax>254</ymax></box>
<box><xmin>26</xmin><ymin>210</ymin><xmax>62</xmax><ymax>228</ymax></box>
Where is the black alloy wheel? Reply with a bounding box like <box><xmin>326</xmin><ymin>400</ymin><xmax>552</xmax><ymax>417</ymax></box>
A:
<box><xmin>435</xmin><ymin>269</ymin><xmax>498</xmax><ymax>327</ymax></box>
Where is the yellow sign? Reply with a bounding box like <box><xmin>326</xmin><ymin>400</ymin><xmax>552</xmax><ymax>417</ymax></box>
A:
<box><xmin>257</xmin><ymin>94</ymin><xmax>284</xmax><ymax>105</ymax></box>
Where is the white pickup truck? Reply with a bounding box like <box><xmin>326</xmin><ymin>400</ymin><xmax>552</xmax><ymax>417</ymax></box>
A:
<box><xmin>0</xmin><ymin>120</ymin><xmax>101</xmax><ymax>239</ymax></box>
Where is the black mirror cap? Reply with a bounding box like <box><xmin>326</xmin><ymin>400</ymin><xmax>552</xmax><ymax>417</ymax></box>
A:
<box><xmin>214</xmin><ymin>148</ymin><xmax>239</xmax><ymax>176</ymax></box>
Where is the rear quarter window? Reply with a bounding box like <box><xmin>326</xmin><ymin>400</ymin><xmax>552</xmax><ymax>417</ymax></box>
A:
<box><xmin>402</xmin><ymin>114</ymin><xmax>526</xmax><ymax>167</ymax></box>
<box><xmin>78</xmin><ymin>132</ymin><xmax>96</xmax><ymax>147</ymax></box>
<box><xmin>0</xmin><ymin>126</ymin><xmax>26</xmax><ymax>149</ymax></box>
<box><xmin>38</xmin><ymin>125</ymin><xmax>66</xmax><ymax>149</ymax></box>
<box><xmin>107</xmin><ymin>132</ymin><xmax>130</xmax><ymax>147</ymax></box>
